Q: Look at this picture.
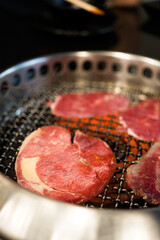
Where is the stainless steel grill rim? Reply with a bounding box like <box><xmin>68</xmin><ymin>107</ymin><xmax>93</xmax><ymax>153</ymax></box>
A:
<box><xmin>0</xmin><ymin>51</ymin><xmax>160</xmax><ymax>240</ymax></box>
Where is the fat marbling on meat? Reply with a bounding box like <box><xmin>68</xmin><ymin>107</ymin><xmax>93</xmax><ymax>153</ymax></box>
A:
<box><xmin>15</xmin><ymin>126</ymin><xmax>116</xmax><ymax>204</ymax></box>
<box><xmin>47</xmin><ymin>92</ymin><xmax>130</xmax><ymax>118</ymax></box>
<box><xmin>126</xmin><ymin>142</ymin><xmax>160</xmax><ymax>205</ymax></box>
<box><xmin>118</xmin><ymin>98</ymin><xmax>160</xmax><ymax>141</ymax></box>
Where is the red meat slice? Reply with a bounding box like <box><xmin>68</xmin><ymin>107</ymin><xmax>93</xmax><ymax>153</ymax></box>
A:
<box><xmin>47</xmin><ymin>92</ymin><xmax>130</xmax><ymax>118</ymax></box>
<box><xmin>126</xmin><ymin>142</ymin><xmax>160</xmax><ymax>205</ymax></box>
<box><xmin>15</xmin><ymin>126</ymin><xmax>116</xmax><ymax>204</ymax></box>
<box><xmin>118</xmin><ymin>98</ymin><xmax>160</xmax><ymax>141</ymax></box>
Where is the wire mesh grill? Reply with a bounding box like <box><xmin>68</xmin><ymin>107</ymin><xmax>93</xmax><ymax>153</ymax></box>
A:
<box><xmin>0</xmin><ymin>81</ymin><xmax>159</xmax><ymax>210</ymax></box>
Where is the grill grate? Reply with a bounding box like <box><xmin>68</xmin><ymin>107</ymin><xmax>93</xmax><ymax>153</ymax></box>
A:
<box><xmin>0</xmin><ymin>82</ymin><xmax>159</xmax><ymax>209</ymax></box>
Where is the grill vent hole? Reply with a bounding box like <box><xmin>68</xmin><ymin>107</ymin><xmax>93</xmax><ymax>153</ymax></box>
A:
<box><xmin>40</xmin><ymin>65</ymin><xmax>48</xmax><ymax>76</ymax></box>
<box><xmin>0</xmin><ymin>81</ymin><xmax>9</xmax><ymax>95</ymax></box>
<box><xmin>143</xmin><ymin>67</ymin><xmax>152</xmax><ymax>78</ymax></box>
<box><xmin>83</xmin><ymin>60</ymin><xmax>92</xmax><ymax>71</ymax></box>
<box><xmin>112</xmin><ymin>63</ymin><xmax>122</xmax><ymax>72</ymax></box>
<box><xmin>68</xmin><ymin>61</ymin><xmax>77</xmax><ymax>71</ymax></box>
<box><xmin>128</xmin><ymin>65</ymin><xmax>138</xmax><ymax>75</ymax></box>
<box><xmin>97</xmin><ymin>61</ymin><xmax>107</xmax><ymax>71</ymax></box>
<box><xmin>26</xmin><ymin>68</ymin><xmax>35</xmax><ymax>81</ymax></box>
<box><xmin>53</xmin><ymin>62</ymin><xmax>62</xmax><ymax>73</ymax></box>
<box><xmin>12</xmin><ymin>74</ymin><xmax>21</xmax><ymax>86</ymax></box>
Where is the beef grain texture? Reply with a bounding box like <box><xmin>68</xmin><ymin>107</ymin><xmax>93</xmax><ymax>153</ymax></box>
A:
<box><xmin>47</xmin><ymin>92</ymin><xmax>130</xmax><ymax>118</ymax></box>
<box><xmin>118</xmin><ymin>98</ymin><xmax>160</xmax><ymax>141</ymax></box>
<box><xmin>126</xmin><ymin>142</ymin><xmax>160</xmax><ymax>205</ymax></box>
<box><xmin>15</xmin><ymin>125</ymin><xmax>117</xmax><ymax>204</ymax></box>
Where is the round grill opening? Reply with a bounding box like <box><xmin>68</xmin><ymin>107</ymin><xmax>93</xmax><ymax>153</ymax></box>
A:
<box><xmin>0</xmin><ymin>52</ymin><xmax>160</xmax><ymax>211</ymax></box>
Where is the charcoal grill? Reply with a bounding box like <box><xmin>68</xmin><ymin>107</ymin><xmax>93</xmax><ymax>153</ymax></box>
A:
<box><xmin>0</xmin><ymin>51</ymin><xmax>160</xmax><ymax>240</ymax></box>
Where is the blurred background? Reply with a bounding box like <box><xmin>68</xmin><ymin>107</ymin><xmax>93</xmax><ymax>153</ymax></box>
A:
<box><xmin>0</xmin><ymin>0</ymin><xmax>160</xmax><ymax>72</ymax></box>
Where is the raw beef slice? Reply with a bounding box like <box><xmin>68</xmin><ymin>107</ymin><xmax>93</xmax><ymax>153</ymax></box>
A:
<box><xmin>126</xmin><ymin>142</ymin><xmax>160</xmax><ymax>205</ymax></box>
<box><xmin>15</xmin><ymin>126</ymin><xmax>116</xmax><ymax>204</ymax></box>
<box><xmin>118</xmin><ymin>98</ymin><xmax>160</xmax><ymax>141</ymax></box>
<box><xmin>47</xmin><ymin>92</ymin><xmax>130</xmax><ymax>118</ymax></box>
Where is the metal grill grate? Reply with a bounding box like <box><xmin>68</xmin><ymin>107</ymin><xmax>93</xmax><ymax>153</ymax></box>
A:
<box><xmin>0</xmin><ymin>81</ymin><xmax>158</xmax><ymax>210</ymax></box>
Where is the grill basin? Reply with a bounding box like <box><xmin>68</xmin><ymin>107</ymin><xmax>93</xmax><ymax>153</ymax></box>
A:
<box><xmin>0</xmin><ymin>51</ymin><xmax>160</xmax><ymax>240</ymax></box>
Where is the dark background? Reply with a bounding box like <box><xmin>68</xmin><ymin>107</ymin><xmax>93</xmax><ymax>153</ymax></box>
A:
<box><xmin>0</xmin><ymin>0</ymin><xmax>160</xmax><ymax>72</ymax></box>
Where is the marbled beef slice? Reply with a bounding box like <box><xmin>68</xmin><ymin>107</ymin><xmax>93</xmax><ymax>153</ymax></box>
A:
<box><xmin>47</xmin><ymin>92</ymin><xmax>130</xmax><ymax>118</ymax></box>
<box><xmin>15</xmin><ymin>126</ymin><xmax>117</xmax><ymax>204</ymax></box>
<box><xmin>126</xmin><ymin>142</ymin><xmax>160</xmax><ymax>205</ymax></box>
